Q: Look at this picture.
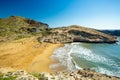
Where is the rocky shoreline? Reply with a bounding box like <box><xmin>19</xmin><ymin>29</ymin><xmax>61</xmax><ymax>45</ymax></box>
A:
<box><xmin>0</xmin><ymin>68</ymin><xmax>120</xmax><ymax>80</ymax></box>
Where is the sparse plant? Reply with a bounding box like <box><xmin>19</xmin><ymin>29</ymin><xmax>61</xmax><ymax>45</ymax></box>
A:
<box><xmin>0</xmin><ymin>74</ymin><xmax>17</xmax><ymax>80</ymax></box>
<box><xmin>92</xmin><ymin>78</ymin><xmax>96</xmax><ymax>80</ymax></box>
<box><xmin>39</xmin><ymin>74</ymin><xmax>47</xmax><ymax>80</ymax></box>
<box><xmin>41</xmin><ymin>30</ymin><xmax>51</xmax><ymax>37</ymax></box>
<box><xmin>30</xmin><ymin>72</ymin><xmax>47</xmax><ymax>80</ymax></box>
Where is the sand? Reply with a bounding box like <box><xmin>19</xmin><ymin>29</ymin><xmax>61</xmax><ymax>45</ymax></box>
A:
<box><xmin>0</xmin><ymin>37</ymin><xmax>64</xmax><ymax>73</ymax></box>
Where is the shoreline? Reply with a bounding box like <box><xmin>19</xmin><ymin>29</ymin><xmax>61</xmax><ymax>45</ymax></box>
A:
<box><xmin>28</xmin><ymin>42</ymin><xmax>65</xmax><ymax>73</ymax></box>
<box><xmin>0</xmin><ymin>37</ymin><xmax>120</xmax><ymax>80</ymax></box>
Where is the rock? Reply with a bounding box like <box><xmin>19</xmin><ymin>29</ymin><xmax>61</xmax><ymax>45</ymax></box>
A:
<box><xmin>0</xmin><ymin>69</ymin><xmax>120</xmax><ymax>80</ymax></box>
<box><xmin>16</xmin><ymin>75</ymin><xmax>38</xmax><ymax>80</ymax></box>
<box><xmin>27</xmin><ymin>27</ymin><xmax>41</xmax><ymax>33</ymax></box>
<box><xmin>38</xmin><ymin>25</ymin><xmax>117</xmax><ymax>43</ymax></box>
<box><xmin>13</xmin><ymin>70</ymin><xmax>27</xmax><ymax>75</ymax></box>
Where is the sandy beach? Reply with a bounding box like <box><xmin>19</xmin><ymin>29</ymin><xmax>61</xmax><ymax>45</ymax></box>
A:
<box><xmin>0</xmin><ymin>37</ymin><xmax>64</xmax><ymax>73</ymax></box>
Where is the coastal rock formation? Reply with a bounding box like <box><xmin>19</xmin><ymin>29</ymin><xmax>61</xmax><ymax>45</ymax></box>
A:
<box><xmin>38</xmin><ymin>25</ymin><xmax>117</xmax><ymax>43</ymax></box>
<box><xmin>0</xmin><ymin>16</ymin><xmax>117</xmax><ymax>43</ymax></box>
<box><xmin>0</xmin><ymin>69</ymin><xmax>120</xmax><ymax>80</ymax></box>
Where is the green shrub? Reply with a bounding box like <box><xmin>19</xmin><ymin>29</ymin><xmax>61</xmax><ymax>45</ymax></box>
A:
<box><xmin>31</xmin><ymin>73</ymin><xmax>47</xmax><ymax>80</ymax></box>
<box><xmin>41</xmin><ymin>30</ymin><xmax>51</xmax><ymax>37</ymax></box>
<box><xmin>0</xmin><ymin>74</ymin><xmax>17</xmax><ymax>80</ymax></box>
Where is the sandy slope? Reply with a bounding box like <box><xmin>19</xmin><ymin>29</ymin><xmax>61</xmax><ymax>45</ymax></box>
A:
<box><xmin>0</xmin><ymin>37</ymin><xmax>63</xmax><ymax>73</ymax></box>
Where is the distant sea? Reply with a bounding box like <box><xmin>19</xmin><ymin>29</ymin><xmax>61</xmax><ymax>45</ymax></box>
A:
<box><xmin>52</xmin><ymin>37</ymin><xmax>120</xmax><ymax>77</ymax></box>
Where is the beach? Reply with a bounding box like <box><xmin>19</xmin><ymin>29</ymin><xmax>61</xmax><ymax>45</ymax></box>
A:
<box><xmin>0</xmin><ymin>37</ymin><xmax>64</xmax><ymax>73</ymax></box>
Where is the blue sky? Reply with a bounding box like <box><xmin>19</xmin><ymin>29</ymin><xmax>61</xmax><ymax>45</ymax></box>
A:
<box><xmin>0</xmin><ymin>0</ymin><xmax>120</xmax><ymax>29</ymax></box>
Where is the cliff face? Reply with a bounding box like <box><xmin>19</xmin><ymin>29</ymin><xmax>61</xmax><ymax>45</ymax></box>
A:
<box><xmin>38</xmin><ymin>25</ymin><xmax>117</xmax><ymax>43</ymax></box>
<box><xmin>0</xmin><ymin>16</ymin><xmax>49</xmax><ymax>42</ymax></box>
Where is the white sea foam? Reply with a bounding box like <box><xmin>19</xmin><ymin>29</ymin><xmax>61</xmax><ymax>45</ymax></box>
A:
<box><xmin>117</xmin><ymin>37</ymin><xmax>120</xmax><ymax>44</ymax></box>
<box><xmin>70</xmin><ymin>44</ymin><xmax>116</xmax><ymax>67</ymax></box>
<box><xmin>51</xmin><ymin>44</ymin><xmax>78</xmax><ymax>72</ymax></box>
<box><xmin>117</xmin><ymin>40</ymin><xmax>120</xmax><ymax>44</ymax></box>
<box><xmin>52</xmin><ymin>42</ymin><xmax>120</xmax><ymax>77</ymax></box>
<box><xmin>92</xmin><ymin>66</ymin><xmax>120</xmax><ymax>77</ymax></box>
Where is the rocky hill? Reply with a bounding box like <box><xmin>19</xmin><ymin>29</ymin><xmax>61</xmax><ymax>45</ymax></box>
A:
<box><xmin>38</xmin><ymin>25</ymin><xmax>117</xmax><ymax>43</ymax></box>
<box><xmin>99</xmin><ymin>30</ymin><xmax>120</xmax><ymax>36</ymax></box>
<box><xmin>0</xmin><ymin>16</ymin><xmax>49</xmax><ymax>42</ymax></box>
<box><xmin>0</xmin><ymin>16</ymin><xmax>118</xmax><ymax>43</ymax></box>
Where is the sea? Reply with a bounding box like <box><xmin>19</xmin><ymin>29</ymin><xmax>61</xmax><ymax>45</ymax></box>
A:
<box><xmin>51</xmin><ymin>37</ymin><xmax>120</xmax><ymax>77</ymax></box>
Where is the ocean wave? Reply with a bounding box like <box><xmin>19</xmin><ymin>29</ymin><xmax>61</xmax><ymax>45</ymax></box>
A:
<box><xmin>92</xmin><ymin>66</ymin><xmax>120</xmax><ymax>77</ymax></box>
<box><xmin>51</xmin><ymin>44</ymin><xmax>79</xmax><ymax>72</ymax></box>
<box><xmin>71</xmin><ymin>44</ymin><xmax>116</xmax><ymax>66</ymax></box>
<box><xmin>52</xmin><ymin>43</ymin><xmax>120</xmax><ymax>77</ymax></box>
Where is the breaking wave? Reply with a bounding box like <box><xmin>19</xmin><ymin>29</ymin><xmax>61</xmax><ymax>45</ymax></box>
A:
<box><xmin>52</xmin><ymin>42</ymin><xmax>120</xmax><ymax>77</ymax></box>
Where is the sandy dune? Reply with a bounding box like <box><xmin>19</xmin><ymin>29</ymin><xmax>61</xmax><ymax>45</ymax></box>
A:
<box><xmin>0</xmin><ymin>37</ymin><xmax>63</xmax><ymax>73</ymax></box>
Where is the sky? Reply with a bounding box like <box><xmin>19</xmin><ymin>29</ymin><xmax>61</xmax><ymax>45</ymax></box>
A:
<box><xmin>0</xmin><ymin>0</ymin><xmax>120</xmax><ymax>29</ymax></box>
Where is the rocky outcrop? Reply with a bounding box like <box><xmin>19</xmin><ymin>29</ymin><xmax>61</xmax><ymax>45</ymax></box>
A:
<box><xmin>0</xmin><ymin>69</ymin><xmax>120</xmax><ymax>80</ymax></box>
<box><xmin>24</xmin><ymin>19</ymin><xmax>49</xmax><ymax>32</ymax></box>
<box><xmin>0</xmin><ymin>16</ymin><xmax>117</xmax><ymax>43</ymax></box>
<box><xmin>38</xmin><ymin>25</ymin><xmax>117</xmax><ymax>43</ymax></box>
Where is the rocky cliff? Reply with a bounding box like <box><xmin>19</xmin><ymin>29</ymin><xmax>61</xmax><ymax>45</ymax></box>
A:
<box><xmin>38</xmin><ymin>25</ymin><xmax>117</xmax><ymax>43</ymax></box>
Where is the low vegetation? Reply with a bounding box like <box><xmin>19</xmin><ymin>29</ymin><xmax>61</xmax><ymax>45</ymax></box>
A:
<box><xmin>30</xmin><ymin>72</ymin><xmax>47</xmax><ymax>80</ymax></box>
<box><xmin>0</xmin><ymin>73</ymin><xmax>17</xmax><ymax>80</ymax></box>
<box><xmin>0</xmin><ymin>16</ymin><xmax>49</xmax><ymax>42</ymax></box>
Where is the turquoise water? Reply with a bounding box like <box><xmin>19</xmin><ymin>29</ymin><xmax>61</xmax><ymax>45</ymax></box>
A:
<box><xmin>52</xmin><ymin>37</ymin><xmax>120</xmax><ymax>77</ymax></box>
